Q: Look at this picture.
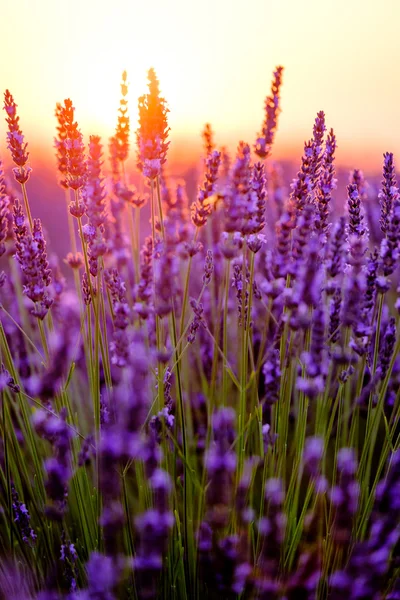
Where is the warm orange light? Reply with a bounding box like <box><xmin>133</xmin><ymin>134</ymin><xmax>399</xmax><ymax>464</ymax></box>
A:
<box><xmin>1</xmin><ymin>0</ymin><xmax>399</xmax><ymax>171</ymax></box>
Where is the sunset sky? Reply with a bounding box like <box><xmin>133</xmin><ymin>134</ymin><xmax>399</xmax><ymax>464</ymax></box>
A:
<box><xmin>1</xmin><ymin>0</ymin><xmax>400</xmax><ymax>172</ymax></box>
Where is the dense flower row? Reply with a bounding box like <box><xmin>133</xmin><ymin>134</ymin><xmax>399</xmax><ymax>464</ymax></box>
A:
<box><xmin>0</xmin><ymin>67</ymin><xmax>399</xmax><ymax>599</ymax></box>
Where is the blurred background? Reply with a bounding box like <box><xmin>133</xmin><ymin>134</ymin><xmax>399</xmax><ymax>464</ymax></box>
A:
<box><xmin>1</xmin><ymin>0</ymin><xmax>399</xmax><ymax>257</ymax></box>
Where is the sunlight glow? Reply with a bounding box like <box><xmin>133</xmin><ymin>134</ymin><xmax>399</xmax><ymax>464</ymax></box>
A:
<box><xmin>1</xmin><ymin>0</ymin><xmax>400</xmax><ymax>169</ymax></box>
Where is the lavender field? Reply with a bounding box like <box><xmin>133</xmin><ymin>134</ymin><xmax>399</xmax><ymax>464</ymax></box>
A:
<box><xmin>0</xmin><ymin>66</ymin><xmax>399</xmax><ymax>599</ymax></box>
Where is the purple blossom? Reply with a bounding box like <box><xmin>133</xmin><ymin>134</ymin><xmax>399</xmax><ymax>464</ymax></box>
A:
<box><xmin>187</xmin><ymin>298</ymin><xmax>205</xmax><ymax>344</ymax></box>
<box><xmin>248</xmin><ymin>161</ymin><xmax>267</xmax><ymax>234</ymax></box>
<box><xmin>202</xmin><ymin>249</ymin><xmax>214</xmax><ymax>285</ymax></box>
<box><xmin>342</xmin><ymin>235</ymin><xmax>366</xmax><ymax>329</ymax></box>
<box><xmin>329</xmin><ymin>288</ymin><xmax>342</xmax><ymax>344</ymax></box>
<box><xmin>154</xmin><ymin>238</ymin><xmax>178</xmax><ymax>317</ymax></box>
<box><xmin>11</xmin><ymin>485</ymin><xmax>36</xmax><ymax>546</ymax></box>
<box><xmin>290</xmin><ymin>141</ymin><xmax>313</xmax><ymax>215</ymax></box>
<box><xmin>254</xmin><ymin>66</ymin><xmax>284</xmax><ymax>159</ymax></box>
<box><xmin>205</xmin><ymin>408</ymin><xmax>237</xmax><ymax>527</ymax></box>
<box><xmin>315</xmin><ymin>128</ymin><xmax>337</xmax><ymax>235</ymax></box>
<box><xmin>379</xmin><ymin>317</ymin><xmax>396</xmax><ymax>380</ymax></box>
<box><xmin>105</xmin><ymin>268</ymin><xmax>131</xmax><ymax>366</ymax></box>
<box><xmin>60</xmin><ymin>530</ymin><xmax>78</xmax><ymax>593</ymax></box>
<box><xmin>291</xmin><ymin>202</ymin><xmax>315</xmax><ymax>270</ymax></box>
<box><xmin>262</xmin><ymin>348</ymin><xmax>281</xmax><ymax>421</ymax></box>
<box><xmin>297</xmin><ymin>307</ymin><xmax>327</xmax><ymax>398</ymax></box>
<box><xmin>0</xmin><ymin>170</ymin><xmax>10</xmax><ymax>257</ymax></box>
<box><xmin>13</xmin><ymin>203</ymin><xmax>53</xmax><ymax>319</ymax></box>
<box><xmin>4</xmin><ymin>90</ymin><xmax>32</xmax><ymax>183</ymax></box>
<box><xmin>309</xmin><ymin>110</ymin><xmax>326</xmax><ymax>193</ymax></box>
<box><xmin>224</xmin><ymin>142</ymin><xmax>251</xmax><ymax>233</ymax></box>
<box><xmin>86</xmin><ymin>552</ymin><xmax>119</xmax><ymax>600</ymax></box>
<box><xmin>325</xmin><ymin>216</ymin><xmax>346</xmax><ymax>283</ymax></box>
<box><xmin>32</xmin><ymin>408</ymin><xmax>75</xmax><ymax>518</ymax></box>
<box><xmin>303</xmin><ymin>437</ymin><xmax>324</xmax><ymax>478</ymax></box>
<box><xmin>191</xmin><ymin>150</ymin><xmax>221</xmax><ymax>227</ymax></box>
<box><xmin>330</xmin><ymin>450</ymin><xmax>400</xmax><ymax>599</ymax></box>
<box><xmin>347</xmin><ymin>183</ymin><xmax>366</xmax><ymax>237</ymax></box>
<box><xmin>133</xmin><ymin>470</ymin><xmax>174</xmax><ymax>599</ymax></box>
<box><xmin>84</xmin><ymin>135</ymin><xmax>107</xmax><ymax>276</ymax></box>
<box><xmin>380</xmin><ymin>198</ymin><xmax>400</xmax><ymax>277</ymax></box>
<box><xmin>274</xmin><ymin>203</ymin><xmax>296</xmax><ymax>278</ymax></box>
<box><xmin>379</xmin><ymin>152</ymin><xmax>399</xmax><ymax>235</ymax></box>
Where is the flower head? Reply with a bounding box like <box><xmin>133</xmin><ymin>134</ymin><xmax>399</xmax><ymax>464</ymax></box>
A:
<box><xmin>379</xmin><ymin>152</ymin><xmax>399</xmax><ymax>235</ymax></box>
<box><xmin>57</xmin><ymin>99</ymin><xmax>87</xmax><ymax>190</ymax></box>
<box><xmin>136</xmin><ymin>68</ymin><xmax>170</xmax><ymax>179</ymax></box>
<box><xmin>3</xmin><ymin>90</ymin><xmax>31</xmax><ymax>183</ymax></box>
<box><xmin>254</xmin><ymin>66</ymin><xmax>284</xmax><ymax>159</ymax></box>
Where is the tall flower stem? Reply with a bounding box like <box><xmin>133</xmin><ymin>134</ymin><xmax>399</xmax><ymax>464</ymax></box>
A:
<box><xmin>154</xmin><ymin>175</ymin><xmax>194</xmax><ymax>591</ymax></box>
<box><xmin>222</xmin><ymin>258</ymin><xmax>231</xmax><ymax>405</ymax></box>
<box><xmin>20</xmin><ymin>182</ymin><xmax>33</xmax><ymax>231</ymax></box>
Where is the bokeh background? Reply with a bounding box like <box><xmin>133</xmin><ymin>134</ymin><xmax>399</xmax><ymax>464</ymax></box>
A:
<box><xmin>1</xmin><ymin>0</ymin><xmax>399</xmax><ymax>256</ymax></box>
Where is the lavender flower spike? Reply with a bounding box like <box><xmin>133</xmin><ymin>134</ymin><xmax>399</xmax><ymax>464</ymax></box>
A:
<box><xmin>11</xmin><ymin>485</ymin><xmax>36</xmax><ymax>546</ymax></box>
<box><xmin>379</xmin><ymin>152</ymin><xmax>399</xmax><ymax>235</ymax></box>
<box><xmin>191</xmin><ymin>149</ymin><xmax>221</xmax><ymax>227</ymax></box>
<box><xmin>13</xmin><ymin>203</ymin><xmax>53</xmax><ymax>319</ymax></box>
<box><xmin>136</xmin><ymin>68</ymin><xmax>170</xmax><ymax>180</ymax></box>
<box><xmin>3</xmin><ymin>90</ymin><xmax>32</xmax><ymax>184</ymax></box>
<box><xmin>315</xmin><ymin>128</ymin><xmax>337</xmax><ymax>235</ymax></box>
<box><xmin>255</xmin><ymin>66</ymin><xmax>284</xmax><ymax>159</ymax></box>
<box><xmin>347</xmin><ymin>183</ymin><xmax>365</xmax><ymax>237</ymax></box>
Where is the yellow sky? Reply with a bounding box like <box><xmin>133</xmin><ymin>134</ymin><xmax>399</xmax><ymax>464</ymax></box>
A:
<box><xmin>1</xmin><ymin>0</ymin><xmax>400</xmax><ymax>170</ymax></box>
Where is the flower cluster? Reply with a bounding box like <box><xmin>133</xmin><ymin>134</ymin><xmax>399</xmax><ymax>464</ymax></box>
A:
<box><xmin>0</xmin><ymin>65</ymin><xmax>399</xmax><ymax>600</ymax></box>
<box><xmin>13</xmin><ymin>202</ymin><xmax>53</xmax><ymax>319</ymax></box>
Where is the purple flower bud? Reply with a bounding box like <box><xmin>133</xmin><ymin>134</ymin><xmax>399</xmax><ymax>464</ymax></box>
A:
<box><xmin>191</xmin><ymin>150</ymin><xmax>221</xmax><ymax>227</ymax></box>
<box><xmin>330</xmin><ymin>448</ymin><xmax>359</xmax><ymax>545</ymax></box>
<box><xmin>12</xmin><ymin>485</ymin><xmax>36</xmax><ymax>546</ymax></box>
<box><xmin>347</xmin><ymin>183</ymin><xmax>366</xmax><ymax>237</ymax></box>
<box><xmin>379</xmin><ymin>152</ymin><xmax>399</xmax><ymax>235</ymax></box>
<box><xmin>254</xmin><ymin>66</ymin><xmax>284</xmax><ymax>159</ymax></box>
<box><xmin>202</xmin><ymin>249</ymin><xmax>214</xmax><ymax>285</ymax></box>
<box><xmin>379</xmin><ymin>317</ymin><xmax>396</xmax><ymax>380</ymax></box>
<box><xmin>303</xmin><ymin>437</ymin><xmax>324</xmax><ymax>478</ymax></box>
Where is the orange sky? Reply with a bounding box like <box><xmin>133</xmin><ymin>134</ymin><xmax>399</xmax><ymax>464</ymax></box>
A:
<box><xmin>1</xmin><ymin>0</ymin><xmax>400</xmax><ymax>173</ymax></box>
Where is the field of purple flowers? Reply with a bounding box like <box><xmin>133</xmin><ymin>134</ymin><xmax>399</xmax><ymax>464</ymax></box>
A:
<box><xmin>0</xmin><ymin>67</ymin><xmax>399</xmax><ymax>599</ymax></box>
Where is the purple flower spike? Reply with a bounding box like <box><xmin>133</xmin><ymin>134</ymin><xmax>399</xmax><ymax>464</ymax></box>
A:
<box><xmin>133</xmin><ymin>469</ymin><xmax>174</xmax><ymax>599</ymax></box>
<box><xmin>204</xmin><ymin>407</ymin><xmax>237</xmax><ymax>527</ymax></box>
<box><xmin>347</xmin><ymin>183</ymin><xmax>366</xmax><ymax>237</ymax></box>
<box><xmin>191</xmin><ymin>150</ymin><xmax>221</xmax><ymax>227</ymax></box>
<box><xmin>13</xmin><ymin>203</ymin><xmax>53</xmax><ymax>319</ymax></box>
<box><xmin>136</xmin><ymin>68</ymin><xmax>170</xmax><ymax>180</ymax></box>
<box><xmin>254</xmin><ymin>66</ymin><xmax>284</xmax><ymax>159</ymax></box>
<box><xmin>4</xmin><ymin>90</ymin><xmax>32</xmax><ymax>183</ymax></box>
<box><xmin>330</xmin><ymin>450</ymin><xmax>400</xmax><ymax>599</ymax></box>
<box><xmin>309</xmin><ymin>111</ymin><xmax>326</xmax><ymax>193</ymax></box>
<box><xmin>379</xmin><ymin>152</ymin><xmax>399</xmax><ymax>235</ymax></box>
<box><xmin>379</xmin><ymin>317</ymin><xmax>396</xmax><ymax>380</ymax></box>
<box><xmin>315</xmin><ymin>128</ymin><xmax>337</xmax><ymax>235</ymax></box>
<box><xmin>11</xmin><ymin>485</ymin><xmax>36</xmax><ymax>546</ymax></box>
<box><xmin>224</xmin><ymin>142</ymin><xmax>252</xmax><ymax>234</ymax></box>
<box><xmin>303</xmin><ymin>437</ymin><xmax>324</xmax><ymax>478</ymax></box>
<box><xmin>381</xmin><ymin>198</ymin><xmax>400</xmax><ymax>277</ymax></box>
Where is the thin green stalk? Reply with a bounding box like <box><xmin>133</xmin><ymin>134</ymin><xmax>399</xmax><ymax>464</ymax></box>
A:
<box><xmin>222</xmin><ymin>258</ymin><xmax>231</xmax><ymax>405</ymax></box>
<box><xmin>20</xmin><ymin>181</ymin><xmax>34</xmax><ymax>230</ymax></box>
